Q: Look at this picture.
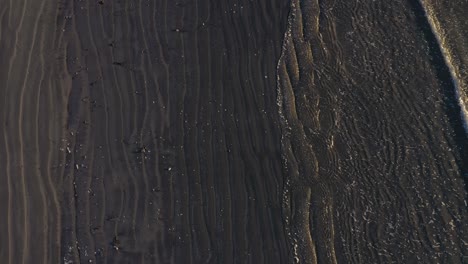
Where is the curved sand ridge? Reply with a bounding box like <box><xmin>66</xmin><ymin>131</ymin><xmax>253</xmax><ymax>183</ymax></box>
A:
<box><xmin>277</xmin><ymin>0</ymin><xmax>344</xmax><ymax>263</ymax></box>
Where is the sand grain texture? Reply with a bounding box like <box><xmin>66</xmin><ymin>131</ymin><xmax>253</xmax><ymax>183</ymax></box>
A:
<box><xmin>1</xmin><ymin>0</ymin><xmax>467</xmax><ymax>263</ymax></box>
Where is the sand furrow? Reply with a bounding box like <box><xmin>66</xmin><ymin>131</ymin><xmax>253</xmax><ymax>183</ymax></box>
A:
<box><xmin>135</xmin><ymin>1</ymin><xmax>157</xmax><ymax>241</ymax></box>
<box><xmin>180</xmin><ymin>1</ymin><xmax>215</xmax><ymax>262</ymax></box>
<box><xmin>83</xmin><ymin>4</ymin><xmax>112</xmax><ymax>263</ymax></box>
<box><xmin>119</xmin><ymin>1</ymin><xmax>142</xmax><ymax>252</ymax></box>
<box><xmin>17</xmin><ymin>3</ymin><xmax>46</xmax><ymax>263</ymax></box>
<box><xmin>104</xmin><ymin>4</ymin><xmax>129</xmax><ymax>263</ymax></box>
<box><xmin>35</xmin><ymin>11</ymin><xmax>51</xmax><ymax>264</ymax></box>
<box><xmin>2</xmin><ymin>132</ymin><xmax>13</xmax><ymax>264</ymax></box>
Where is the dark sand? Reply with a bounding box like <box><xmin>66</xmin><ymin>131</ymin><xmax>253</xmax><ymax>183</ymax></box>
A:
<box><xmin>0</xmin><ymin>0</ymin><xmax>466</xmax><ymax>263</ymax></box>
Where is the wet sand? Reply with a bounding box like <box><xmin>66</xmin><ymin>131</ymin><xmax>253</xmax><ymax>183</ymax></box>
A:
<box><xmin>277</xmin><ymin>0</ymin><xmax>467</xmax><ymax>263</ymax></box>
<box><xmin>0</xmin><ymin>0</ymin><xmax>467</xmax><ymax>263</ymax></box>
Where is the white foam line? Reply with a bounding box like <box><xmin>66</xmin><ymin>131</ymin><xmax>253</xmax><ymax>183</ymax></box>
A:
<box><xmin>418</xmin><ymin>0</ymin><xmax>468</xmax><ymax>132</ymax></box>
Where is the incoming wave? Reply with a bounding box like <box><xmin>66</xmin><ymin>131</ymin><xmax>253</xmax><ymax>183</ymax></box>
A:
<box><xmin>416</xmin><ymin>0</ymin><xmax>468</xmax><ymax>132</ymax></box>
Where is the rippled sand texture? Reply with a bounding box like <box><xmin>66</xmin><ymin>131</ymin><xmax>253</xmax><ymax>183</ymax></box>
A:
<box><xmin>277</xmin><ymin>0</ymin><xmax>467</xmax><ymax>263</ymax></box>
<box><xmin>0</xmin><ymin>1</ymin><xmax>65</xmax><ymax>263</ymax></box>
<box><xmin>1</xmin><ymin>0</ymin><xmax>468</xmax><ymax>263</ymax></box>
<box><xmin>1</xmin><ymin>0</ymin><xmax>292</xmax><ymax>263</ymax></box>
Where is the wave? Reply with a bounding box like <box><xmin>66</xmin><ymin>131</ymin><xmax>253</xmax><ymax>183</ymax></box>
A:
<box><xmin>417</xmin><ymin>0</ymin><xmax>468</xmax><ymax>132</ymax></box>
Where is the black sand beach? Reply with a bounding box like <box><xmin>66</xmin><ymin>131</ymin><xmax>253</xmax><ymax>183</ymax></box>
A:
<box><xmin>0</xmin><ymin>0</ymin><xmax>467</xmax><ymax>263</ymax></box>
